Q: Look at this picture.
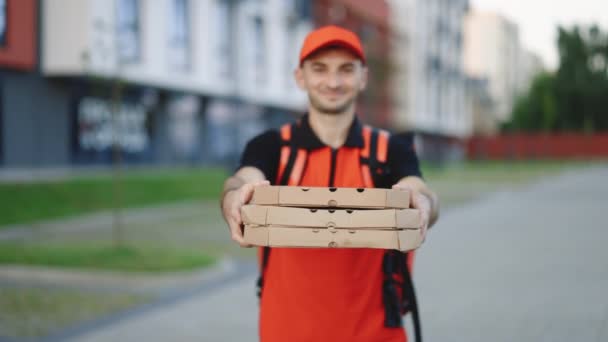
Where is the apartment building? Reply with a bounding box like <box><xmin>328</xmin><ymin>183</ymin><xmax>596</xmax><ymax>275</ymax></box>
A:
<box><xmin>388</xmin><ymin>0</ymin><xmax>471</xmax><ymax>161</ymax></box>
<box><xmin>0</xmin><ymin>0</ymin><xmax>312</xmax><ymax>168</ymax></box>
<box><xmin>463</xmin><ymin>10</ymin><xmax>544</xmax><ymax>135</ymax></box>
<box><xmin>463</xmin><ymin>11</ymin><xmax>520</xmax><ymax>124</ymax></box>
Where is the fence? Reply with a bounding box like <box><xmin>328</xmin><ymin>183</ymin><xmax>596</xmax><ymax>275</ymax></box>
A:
<box><xmin>467</xmin><ymin>133</ymin><xmax>608</xmax><ymax>160</ymax></box>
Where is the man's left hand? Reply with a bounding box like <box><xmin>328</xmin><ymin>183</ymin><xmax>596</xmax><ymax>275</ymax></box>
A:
<box><xmin>392</xmin><ymin>183</ymin><xmax>431</xmax><ymax>242</ymax></box>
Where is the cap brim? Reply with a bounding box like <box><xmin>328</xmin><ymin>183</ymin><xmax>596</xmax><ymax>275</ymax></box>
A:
<box><xmin>300</xmin><ymin>40</ymin><xmax>366</xmax><ymax>65</ymax></box>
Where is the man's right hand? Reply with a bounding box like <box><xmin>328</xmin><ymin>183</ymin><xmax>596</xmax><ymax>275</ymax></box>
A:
<box><xmin>221</xmin><ymin>180</ymin><xmax>269</xmax><ymax>247</ymax></box>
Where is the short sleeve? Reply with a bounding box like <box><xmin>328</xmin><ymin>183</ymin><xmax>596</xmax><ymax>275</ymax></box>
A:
<box><xmin>386</xmin><ymin>132</ymin><xmax>422</xmax><ymax>185</ymax></box>
<box><xmin>238</xmin><ymin>130</ymin><xmax>281</xmax><ymax>183</ymax></box>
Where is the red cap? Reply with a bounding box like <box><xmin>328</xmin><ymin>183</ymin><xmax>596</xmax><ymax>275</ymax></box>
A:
<box><xmin>299</xmin><ymin>25</ymin><xmax>366</xmax><ymax>65</ymax></box>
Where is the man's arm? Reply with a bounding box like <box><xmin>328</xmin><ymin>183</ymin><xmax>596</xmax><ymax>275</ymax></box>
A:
<box><xmin>221</xmin><ymin>166</ymin><xmax>268</xmax><ymax>247</ymax></box>
<box><xmin>392</xmin><ymin>176</ymin><xmax>439</xmax><ymax>240</ymax></box>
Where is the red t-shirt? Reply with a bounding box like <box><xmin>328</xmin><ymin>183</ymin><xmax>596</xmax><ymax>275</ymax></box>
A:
<box><xmin>240</xmin><ymin>116</ymin><xmax>421</xmax><ymax>341</ymax></box>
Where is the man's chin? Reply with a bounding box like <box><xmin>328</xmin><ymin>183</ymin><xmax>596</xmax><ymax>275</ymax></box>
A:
<box><xmin>312</xmin><ymin>101</ymin><xmax>352</xmax><ymax>115</ymax></box>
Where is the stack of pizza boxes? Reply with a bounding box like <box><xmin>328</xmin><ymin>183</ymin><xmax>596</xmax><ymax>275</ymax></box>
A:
<box><xmin>241</xmin><ymin>186</ymin><xmax>423</xmax><ymax>251</ymax></box>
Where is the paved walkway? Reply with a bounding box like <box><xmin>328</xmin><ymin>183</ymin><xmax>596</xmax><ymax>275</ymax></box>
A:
<box><xmin>415</xmin><ymin>165</ymin><xmax>608</xmax><ymax>341</ymax></box>
<box><xmin>47</xmin><ymin>165</ymin><xmax>608</xmax><ymax>341</ymax></box>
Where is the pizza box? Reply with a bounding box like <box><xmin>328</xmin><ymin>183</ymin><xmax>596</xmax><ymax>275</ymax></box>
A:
<box><xmin>241</xmin><ymin>205</ymin><xmax>422</xmax><ymax>229</ymax></box>
<box><xmin>241</xmin><ymin>205</ymin><xmax>423</xmax><ymax>252</ymax></box>
<box><xmin>250</xmin><ymin>185</ymin><xmax>410</xmax><ymax>209</ymax></box>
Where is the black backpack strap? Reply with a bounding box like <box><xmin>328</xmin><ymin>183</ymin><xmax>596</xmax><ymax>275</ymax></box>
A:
<box><xmin>257</xmin><ymin>122</ymin><xmax>308</xmax><ymax>300</ymax></box>
<box><xmin>382</xmin><ymin>250</ymin><xmax>403</xmax><ymax>327</ymax></box>
<box><xmin>256</xmin><ymin>245</ymin><xmax>272</xmax><ymax>298</ymax></box>
<box><xmin>382</xmin><ymin>251</ymin><xmax>422</xmax><ymax>342</ymax></box>
<box><xmin>400</xmin><ymin>252</ymin><xmax>422</xmax><ymax>342</ymax></box>
<box><xmin>362</xmin><ymin>127</ymin><xmax>421</xmax><ymax>341</ymax></box>
<box><xmin>360</xmin><ymin>125</ymin><xmax>391</xmax><ymax>188</ymax></box>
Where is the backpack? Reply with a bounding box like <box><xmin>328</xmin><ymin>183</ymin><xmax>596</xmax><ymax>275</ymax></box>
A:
<box><xmin>255</xmin><ymin>121</ymin><xmax>422</xmax><ymax>342</ymax></box>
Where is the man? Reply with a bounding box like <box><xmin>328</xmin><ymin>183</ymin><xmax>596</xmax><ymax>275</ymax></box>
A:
<box><xmin>221</xmin><ymin>25</ymin><xmax>439</xmax><ymax>342</ymax></box>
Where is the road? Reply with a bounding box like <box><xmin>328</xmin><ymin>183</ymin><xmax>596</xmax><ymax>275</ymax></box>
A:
<box><xmin>65</xmin><ymin>165</ymin><xmax>608</xmax><ymax>342</ymax></box>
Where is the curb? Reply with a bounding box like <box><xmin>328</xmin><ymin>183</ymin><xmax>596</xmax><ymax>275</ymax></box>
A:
<box><xmin>0</xmin><ymin>258</ymin><xmax>239</xmax><ymax>296</ymax></box>
<box><xmin>37</xmin><ymin>260</ymin><xmax>257</xmax><ymax>342</ymax></box>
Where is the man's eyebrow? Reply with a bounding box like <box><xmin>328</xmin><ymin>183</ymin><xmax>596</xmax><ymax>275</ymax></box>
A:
<box><xmin>310</xmin><ymin>61</ymin><xmax>326</xmax><ymax>67</ymax></box>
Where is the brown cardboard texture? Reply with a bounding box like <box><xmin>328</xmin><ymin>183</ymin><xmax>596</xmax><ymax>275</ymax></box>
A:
<box><xmin>241</xmin><ymin>205</ymin><xmax>423</xmax><ymax>252</ymax></box>
<box><xmin>250</xmin><ymin>186</ymin><xmax>410</xmax><ymax>209</ymax></box>
<box><xmin>241</xmin><ymin>205</ymin><xmax>422</xmax><ymax>229</ymax></box>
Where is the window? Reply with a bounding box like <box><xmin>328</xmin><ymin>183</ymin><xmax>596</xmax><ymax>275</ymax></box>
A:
<box><xmin>0</xmin><ymin>0</ymin><xmax>6</xmax><ymax>46</ymax></box>
<box><xmin>168</xmin><ymin>0</ymin><xmax>190</xmax><ymax>71</ymax></box>
<box><xmin>116</xmin><ymin>0</ymin><xmax>140</xmax><ymax>63</ymax></box>
<box><xmin>215</xmin><ymin>0</ymin><xmax>232</xmax><ymax>79</ymax></box>
<box><xmin>285</xmin><ymin>18</ymin><xmax>298</xmax><ymax>88</ymax></box>
<box><xmin>253</xmin><ymin>16</ymin><xmax>266</xmax><ymax>85</ymax></box>
<box><xmin>284</xmin><ymin>0</ymin><xmax>310</xmax><ymax>20</ymax></box>
<box><xmin>295</xmin><ymin>0</ymin><xmax>311</xmax><ymax>19</ymax></box>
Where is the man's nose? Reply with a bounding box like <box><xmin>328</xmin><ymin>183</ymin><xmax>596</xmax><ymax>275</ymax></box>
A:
<box><xmin>326</xmin><ymin>72</ymin><xmax>342</xmax><ymax>89</ymax></box>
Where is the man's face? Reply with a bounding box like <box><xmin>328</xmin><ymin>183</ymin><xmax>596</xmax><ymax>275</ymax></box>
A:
<box><xmin>295</xmin><ymin>48</ymin><xmax>368</xmax><ymax>115</ymax></box>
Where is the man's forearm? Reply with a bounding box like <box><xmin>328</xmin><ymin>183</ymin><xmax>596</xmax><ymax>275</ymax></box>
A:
<box><xmin>221</xmin><ymin>175</ymin><xmax>246</xmax><ymax>207</ymax></box>
<box><xmin>220</xmin><ymin>166</ymin><xmax>268</xmax><ymax>209</ymax></box>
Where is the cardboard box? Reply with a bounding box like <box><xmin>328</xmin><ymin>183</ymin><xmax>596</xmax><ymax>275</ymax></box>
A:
<box><xmin>243</xmin><ymin>226</ymin><xmax>422</xmax><ymax>251</ymax></box>
<box><xmin>241</xmin><ymin>205</ymin><xmax>423</xmax><ymax>252</ymax></box>
<box><xmin>250</xmin><ymin>185</ymin><xmax>410</xmax><ymax>209</ymax></box>
<box><xmin>241</xmin><ymin>205</ymin><xmax>422</xmax><ymax>229</ymax></box>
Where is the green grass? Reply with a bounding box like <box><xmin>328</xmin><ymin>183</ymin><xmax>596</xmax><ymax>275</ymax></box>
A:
<box><xmin>421</xmin><ymin>160</ymin><xmax>591</xmax><ymax>182</ymax></box>
<box><xmin>0</xmin><ymin>288</ymin><xmax>149</xmax><ymax>338</ymax></box>
<box><xmin>0</xmin><ymin>161</ymin><xmax>599</xmax><ymax>228</ymax></box>
<box><xmin>0</xmin><ymin>167</ymin><xmax>228</xmax><ymax>227</ymax></box>
<box><xmin>0</xmin><ymin>243</ymin><xmax>215</xmax><ymax>272</ymax></box>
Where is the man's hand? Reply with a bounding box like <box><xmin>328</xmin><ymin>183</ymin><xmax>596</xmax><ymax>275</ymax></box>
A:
<box><xmin>221</xmin><ymin>180</ymin><xmax>269</xmax><ymax>247</ymax></box>
<box><xmin>392</xmin><ymin>183</ymin><xmax>433</xmax><ymax>242</ymax></box>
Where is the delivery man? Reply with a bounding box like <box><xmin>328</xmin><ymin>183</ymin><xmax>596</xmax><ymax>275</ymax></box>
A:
<box><xmin>221</xmin><ymin>25</ymin><xmax>439</xmax><ymax>342</ymax></box>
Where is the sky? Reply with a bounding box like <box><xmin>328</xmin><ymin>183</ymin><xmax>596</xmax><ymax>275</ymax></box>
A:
<box><xmin>470</xmin><ymin>0</ymin><xmax>608</xmax><ymax>70</ymax></box>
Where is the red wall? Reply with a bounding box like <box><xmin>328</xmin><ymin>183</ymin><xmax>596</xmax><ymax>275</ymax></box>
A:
<box><xmin>467</xmin><ymin>133</ymin><xmax>608</xmax><ymax>160</ymax></box>
<box><xmin>0</xmin><ymin>0</ymin><xmax>37</xmax><ymax>71</ymax></box>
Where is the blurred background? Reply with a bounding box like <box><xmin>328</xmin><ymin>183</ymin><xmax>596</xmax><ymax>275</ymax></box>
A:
<box><xmin>0</xmin><ymin>0</ymin><xmax>606</xmax><ymax>341</ymax></box>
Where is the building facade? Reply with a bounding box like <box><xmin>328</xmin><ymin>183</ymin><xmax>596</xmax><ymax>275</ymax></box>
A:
<box><xmin>0</xmin><ymin>0</ymin><xmax>313</xmax><ymax>168</ymax></box>
<box><xmin>388</xmin><ymin>0</ymin><xmax>471</xmax><ymax>161</ymax></box>
<box><xmin>463</xmin><ymin>11</ymin><xmax>520</xmax><ymax>124</ymax></box>
<box><xmin>311</xmin><ymin>0</ymin><xmax>392</xmax><ymax>129</ymax></box>
<box><xmin>463</xmin><ymin>11</ymin><xmax>544</xmax><ymax>133</ymax></box>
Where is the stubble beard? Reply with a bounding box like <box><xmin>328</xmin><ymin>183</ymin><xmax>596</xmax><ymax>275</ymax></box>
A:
<box><xmin>308</xmin><ymin>92</ymin><xmax>358</xmax><ymax>116</ymax></box>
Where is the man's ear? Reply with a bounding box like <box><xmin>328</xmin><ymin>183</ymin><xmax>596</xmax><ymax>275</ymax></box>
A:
<box><xmin>294</xmin><ymin>67</ymin><xmax>307</xmax><ymax>90</ymax></box>
<box><xmin>359</xmin><ymin>66</ymin><xmax>369</xmax><ymax>91</ymax></box>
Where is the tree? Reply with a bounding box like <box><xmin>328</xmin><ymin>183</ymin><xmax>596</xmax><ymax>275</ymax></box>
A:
<box><xmin>504</xmin><ymin>24</ymin><xmax>608</xmax><ymax>132</ymax></box>
<box><xmin>504</xmin><ymin>72</ymin><xmax>557</xmax><ymax>132</ymax></box>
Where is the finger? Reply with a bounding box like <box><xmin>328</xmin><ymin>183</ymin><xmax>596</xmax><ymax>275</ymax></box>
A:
<box><xmin>409</xmin><ymin>190</ymin><xmax>421</xmax><ymax>209</ymax></box>
<box><xmin>392</xmin><ymin>183</ymin><xmax>409</xmax><ymax>190</ymax></box>
<box><xmin>228</xmin><ymin>219</ymin><xmax>250</xmax><ymax>246</ymax></box>
<box><xmin>240</xmin><ymin>183</ymin><xmax>256</xmax><ymax>204</ymax></box>
<box><xmin>231</xmin><ymin>207</ymin><xmax>242</xmax><ymax>225</ymax></box>
<box><xmin>417</xmin><ymin>208</ymin><xmax>427</xmax><ymax>228</ymax></box>
<box><xmin>412</xmin><ymin>192</ymin><xmax>431</xmax><ymax>212</ymax></box>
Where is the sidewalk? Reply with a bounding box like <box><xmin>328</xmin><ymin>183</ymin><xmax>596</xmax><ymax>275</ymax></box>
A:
<box><xmin>58</xmin><ymin>165</ymin><xmax>608</xmax><ymax>341</ymax></box>
<box><xmin>414</xmin><ymin>165</ymin><xmax>608</xmax><ymax>341</ymax></box>
<box><xmin>62</xmin><ymin>272</ymin><xmax>259</xmax><ymax>342</ymax></box>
